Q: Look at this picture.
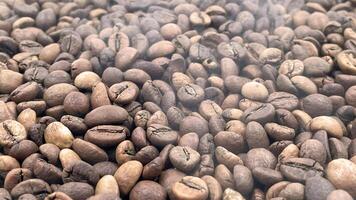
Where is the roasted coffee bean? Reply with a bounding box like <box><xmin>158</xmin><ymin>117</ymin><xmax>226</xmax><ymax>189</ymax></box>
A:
<box><xmin>62</xmin><ymin>160</ymin><xmax>99</xmax><ymax>185</ymax></box>
<box><xmin>280</xmin><ymin>157</ymin><xmax>324</xmax><ymax>183</ymax></box>
<box><xmin>305</xmin><ymin>176</ymin><xmax>335</xmax><ymax>200</ymax></box>
<box><xmin>84</xmin><ymin>125</ymin><xmax>128</xmax><ymax>148</ymax></box>
<box><xmin>0</xmin><ymin>120</ymin><xmax>27</xmax><ymax>148</ymax></box>
<box><xmin>57</xmin><ymin>182</ymin><xmax>94</xmax><ymax>200</ymax></box>
<box><xmin>245</xmin><ymin>148</ymin><xmax>277</xmax><ymax>170</ymax></box>
<box><xmin>172</xmin><ymin>176</ymin><xmax>209</xmax><ymax>200</ymax></box>
<box><xmin>114</xmin><ymin>160</ymin><xmax>142</xmax><ymax>196</ymax></box>
<box><xmin>241</xmin><ymin>103</ymin><xmax>276</xmax><ymax>124</ymax></box>
<box><xmin>44</xmin><ymin>122</ymin><xmax>74</xmax><ymax>149</ymax></box>
<box><xmin>72</xmin><ymin>139</ymin><xmax>108</xmax><ymax>165</ymax></box>
<box><xmin>84</xmin><ymin>105</ymin><xmax>129</xmax><ymax>127</ymax></box>
<box><xmin>33</xmin><ymin>158</ymin><xmax>62</xmax><ymax>184</ymax></box>
<box><xmin>4</xmin><ymin>168</ymin><xmax>32</xmax><ymax>191</ymax></box>
<box><xmin>252</xmin><ymin>167</ymin><xmax>283</xmax><ymax>186</ymax></box>
<box><xmin>146</xmin><ymin>124</ymin><xmax>178</xmax><ymax>148</ymax></box>
<box><xmin>11</xmin><ymin>179</ymin><xmax>51</xmax><ymax>199</ymax></box>
<box><xmin>169</xmin><ymin>146</ymin><xmax>200</xmax><ymax>173</ymax></box>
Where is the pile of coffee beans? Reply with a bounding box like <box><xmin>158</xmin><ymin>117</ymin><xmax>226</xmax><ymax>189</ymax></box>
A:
<box><xmin>0</xmin><ymin>0</ymin><xmax>356</xmax><ymax>199</ymax></box>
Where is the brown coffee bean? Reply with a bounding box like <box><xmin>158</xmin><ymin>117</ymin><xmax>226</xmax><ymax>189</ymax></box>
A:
<box><xmin>327</xmin><ymin>190</ymin><xmax>354</xmax><ymax>200</ymax></box>
<box><xmin>345</xmin><ymin>85</ymin><xmax>356</xmax><ymax>107</ymax></box>
<box><xmin>95</xmin><ymin>175</ymin><xmax>119</xmax><ymax>196</ymax></box>
<box><xmin>147</xmin><ymin>40</ymin><xmax>175</xmax><ymax>59</ymax></box>
<box><xmin>310</xmin><ymin>116</ymin><xmax>344</xmax><ymax>138</ymax></box>
<box><xmin>280</xmin><ymin>157</ymin><xmax>324</xmax><ymax>183</ymax></box>
<box><xmin>130</xmin><ymin>180</ymin><xmax>166</xmax><ymax>200</ymax></box>
<box><xmin>33</xmin><ymin>158</ymin><xmax>62</xmax><ymax>184</ymax></box>
<box><xmin>0</xmin><ymin>70</ymin><xmax>23</xmax><ymax>94</ymax></box>
<box><xmin>63</xmin><ymin>91</ymin><xmax>90</xmax><ymax>117</ymax></box>
<box><xmin>327</xmin><ymin>159</ymin><xmax>356</xmax><ymax>198</ymax></box>
<box><xmin>172</xmin><ymin>176</ymin><xmax>209</xmax><ymax>200</ymax></box>
<box><xmin>245</xmin><ymin>148</ymin><xmax>277</xmax><ymax>170</ymax></box>
<box><xmin>72</xmin><ymin>138</ymin><xmax>108</xmax><ymax>164</ymax></box>
<box><xmin>108</xmin><ymin>81</ymin><xmax>139</xmax><ymax>105</ymax></box>
<box><xmin>169</xmin><ymin>146</ymin><xmax>200</xmax><ymax>173</ymax></box>
<box><xmin>223</xmin><ymin>188</ymin><xmax>245</xmax><ymax>200</ymax></box>
<box><xmin>44</xmin><ymin>122</ymin><xmax>74</xmax><ymax>149</ymax></box>
<box><xmin>336</xmin><ymin>50</ymin><xmax>356</xmax><ymax>75</ymax></box>
<box><xmin>115</xmin><ymin>140</ymin><xmax>136</xmax><ymax>165</ymax></box>
<box><xmin>233</xmin><ymin>165</ymin><xmax>254</xmax><ymax>195</ymax></box>
<box><xmin>252</xmin><ymin>167</ymin><xmax>283</xmax><ymax>186</ymax></box>
<box><xmin>265</xmin><ymin>123</ymin><xmax>295</xmax><ymax>141</ymax></box>
<box><xmin>57</xmin><ymin>182</ymin><xmax>94</xmax><ymax>200</ymax></box>
<box><xmin>84</xmin><ymin>125</ymin><xmax>127</xmax><ymax>148</ymax></box>
<box><xmin>147</xmin><ymin>124</ymin><xmax>178</xmax><ymax>148</ymax></box>
<box><xmin>4</xmin><ymin>168</ymin><xmax>32</xmax><ymax>191</ymax></box>
<box><xmin>74</xmin><ymin>71</ymin><xmax>101</xmax><ymax>90</ymax></box>
<box><xmin>8</xmin><ymin>139</ymin><xmax>38</xmax><ymax>161</ymax></box>
<box><xmin>114</xmin><ymin>160</ymin><xmax>142</xmax><ymax>195</ymax></box>
<box><xmin>62</xmin><ymin>160</ymin><xmax>99</xmax><ymax>185</ymax></box>
<box><xmin>299</xmin><ymin>139</ymin><xmax>327</xmax><ymax>164</ymax></box>
<box><xmin>305</xmin><ymin>176</ymin><xmax>335</xmax><ymax>200</ymax></box>
<box><xmin>11</xmin><ymin>179</ymin><xmax>52</xmax><ymax>199</ymax></box>
<box><xmin>84</xmin><ymin>105</ymin><xmax>129</xmax><ymax>127</ymax></box>
<box><xmin>214</xmin><ymin>131</ymin><xmax>246</xmax><ymax>154</ymax></box>
<box><xmin>0</xmin><ymin>120</ymin><xmax>27</xmax><ymax>148</ymax></box>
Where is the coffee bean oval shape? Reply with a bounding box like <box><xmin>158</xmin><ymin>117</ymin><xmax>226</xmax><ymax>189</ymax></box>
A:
<box><xmin>44</xmin><ymin>122</ymin><xmax>74</xmax><ymax>149</ymax></box>
<box><xmin>114</xmin><ymin>160</ymin><xmax>143</xmax><ymax>195</ymax></box>
<box><xmin>108</xmin><ymin>81</ymin><xmax>139</xmax><ymax>105</ymax></box>
<box><xmin>84</xmin><ymin>105</ymin><xmax>129</xmax><ymax>127</ymax></box>
<box><xmin>146</xmin><ymin>124</ymin><xmax>178</xmax><ymax>148</ymax></box>
<box><xmin>327</xmin><ymin>159</ymin><xmax>356</xmax><ymax>198</ymax></box>
<box><xmin>171</xmin><ymin>176</ymin><xmax>209</xmax><ymax>200</ymax></box>
<box><xmin>72</xmin><ymin>138</ymin><xmax>108</xmax><ymax>164</ymax></box>
<box><xmin>130</xmin><ymin>180</ymin><xmax>167</xmax><ymax>200</ymax></box>
<box><xmin>169</xmin><ymin>146</ymin><xmax>200</xmax><ymax>173</ymax></box>
<box><xmin>310</xmin><ymin>116</ymin><xmax>344</xmax><ymax>138</ymax></box>
<box><xmin>84</xmin><ymin>125</ymin><xmax>128</xmax><ymax>148</ymax></box>
<box><xmin>0</xmin><ymin>120</ymin><xmax>27</xmax><ymax>147</ymax></box>
<box><xmin>241</xmin><ymin>81</ymin><xmax>269</xmax><ymax>101</ymax></box>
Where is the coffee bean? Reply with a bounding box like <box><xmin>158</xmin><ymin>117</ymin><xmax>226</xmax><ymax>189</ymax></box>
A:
<box><xmin>327</xmin><ymin>190</ymin><xmax>354</xmax><ymax>200</ymax></box>
<box><xmin>114</xmin><ymin>160</ymin><xmax>142</xmax><ymax>195</ymax></box>
<box><xmin>33</xmin><ymin>158</ymin><xmax>62</xmax><ymax>184</ymax></box>
<box><xmin>72</xmin><ymin>139</ymin><xmax>108</xmax><ymax>165</ymax></box>
<box><xmin>310</xmin><ymin>116</ymin><xmax>344</xmax><ymax>138</ymax></box>
<box><xmin>62</xmin><ymin>160</ymin><xmax>99</xmax><ymax>185</ymax></box>
<box><xmin>327</xmin><ymin>159</ymin><xmax>356</xmax><ymax>198</ymax></box>
<box><xmin>169</xmin><ymin>146</ymin><xmax>200</xmax><ymax>173</ymax></box>
<box><xmin>11</xmin><ymin>178</ymin><xmax>51</xmax><ymax>199</ymax></box>
<box><xmin>147</xmin><ymin>124</ymin><xmax>178</xmax><ymax>148</ymax></box>
<box><xmin>223</xmin><ymin>188</ymin><xmax>245</xmax><ymax>200</ymax></box>
<box><xmin>130</xmin><ymin>180</ymin><xmax>166</xmax><ymax>200</ymax></box>
<box><xmin>84</xmin><ymin>125</ymin><xmax>127</xmax><ymax>148</ymax></box>
<box><xmin>57</xmin><ymin>182</ymin><xmax>94</xmax><ymax>200</ymax></box>
<box><xmin>252</xmin><ymin>167</ymin><xmax>283</xmax><ymax>186</ymax></box>
<box><xmin>265</xmin><ymin>123</ymin><xmax>295</xmax><ymax>141</ymax></box>
<box><xmin>172</xmin><ymin>176</ymin><xmax>209</xmax><ymax>200</ymax></box>
<box><xmin>0</xmin><ymin>120</ymin><xmax>27</xmax><ymax>148</ymax></box>
<box><xmin>267</xmin><ymin>92</ymin><xmax>299</xmax><ymax>111</ymax></box>
<box><xmin>305</xmin><ymin>176</ymin><xmax>335</xmax><ymax>200</ymax></box>
<box><xmin>108</xmin><ymin>81</ymin><xmax>139</xmax><ymax>105</ymax></box>
<box><xmin>4</xmin><ymin>168</ymin><xmax>32</xmax><ymax>191</ymax></box>
<box><xmin>44</xmin><ymin>122</ymin><xmax>74</xmax><ymax>149</ymax></box>
<box><xmin>84</xmin><ymin>105</ymin><xmax>129</xmax><ymax>127</ymax></box>
<box><xmin>245</xmin><ymin>148</ymin><xmax>277</xmax><ymax>170</ymax></box>
<box><xmin>242</xmin><ymin>103</ymin><xmax>276</xmax><ymax>125</ymax></box>
<box><xmin>280</xmin><ymin>157</ymin><xmax>324</xmax><ymax>183</ymax></box>
<box><xmin>233</xmin><ymin>165</ymin><xmax>254</xmax><ymax>195</ymax></box>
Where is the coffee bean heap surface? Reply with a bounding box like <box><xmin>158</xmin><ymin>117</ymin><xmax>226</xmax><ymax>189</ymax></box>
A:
<box><xmin>0</xmin><ymin>0</ymin><xmax>356</xmax><ymax>200</ymax></box>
